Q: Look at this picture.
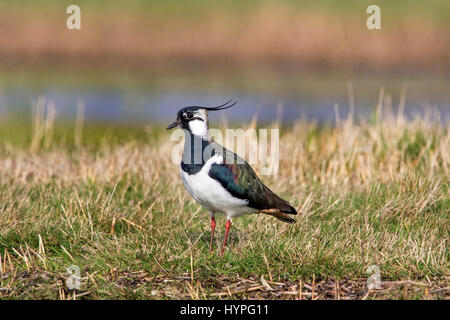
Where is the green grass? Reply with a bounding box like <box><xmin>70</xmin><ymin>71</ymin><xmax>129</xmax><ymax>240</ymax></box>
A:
<box><xmin>2</xmin><ymin>0</ymin><xmax>449</xmax><ymax>16</ymax></box>
<box><xmin>0</xmin><ymin>169</ymin><xmax>447</xmax><ymax>299</ymax></box>
<box><xmin>1</xmin><ymin>0</ymin><xmax>449</xmax><ymax>24</ymax></box>
<box><xmin>0</xmin><ymin>98</ymin><xmax>448</xmax><ymax>299</ymax></box>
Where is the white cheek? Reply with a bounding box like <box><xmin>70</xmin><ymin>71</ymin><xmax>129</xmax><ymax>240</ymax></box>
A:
<box><xmin>189</xmin><ymin>120</ymin><xmax>207</xmax><ymax>136</ymax></box>
<box><xmin>216</xmin><ymin>155</ymin><xmax>223</xmax><ymax>164</ymax></box>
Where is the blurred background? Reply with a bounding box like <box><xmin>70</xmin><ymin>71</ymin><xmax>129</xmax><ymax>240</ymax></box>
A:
<box><xmin>0</xmin><ymin>0</ymin><xmax>449</xmax><ymax>127</ymax></box>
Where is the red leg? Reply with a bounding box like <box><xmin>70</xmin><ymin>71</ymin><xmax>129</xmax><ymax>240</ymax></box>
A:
<box><xmin>209</xmin><ymin>217</ymin><xmax>216</xmax><ymax>253</ymax></box>
<box><xmin>220</xmin><ymin>219</ymin><xmax>232</xmax><ymax>255</ymax></box>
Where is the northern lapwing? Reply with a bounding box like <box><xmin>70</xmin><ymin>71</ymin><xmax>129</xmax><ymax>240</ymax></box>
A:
<box><xmin>167</xmin><ymin>100</ymin><xmax>297</xmax><ymax>254</ymax></box>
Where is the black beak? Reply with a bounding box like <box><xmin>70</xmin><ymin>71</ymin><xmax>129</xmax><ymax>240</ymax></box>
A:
<box><xmin>166</xmin><ymin>120</ymin><xmax>180</xmax><ymax>130</ymax></box>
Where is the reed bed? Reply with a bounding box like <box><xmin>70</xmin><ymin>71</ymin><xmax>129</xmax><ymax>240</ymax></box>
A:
<box><xmin>1</xmin><ymin>1</ymin><xmax>449</xmax><ymax>69</ymax></box>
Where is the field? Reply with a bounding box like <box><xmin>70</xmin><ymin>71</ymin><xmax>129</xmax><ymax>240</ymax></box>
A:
<box><xmin>0</xmin><ymin>96</ymin><xmax>448</xmax><ymax>300</ymax></box>
<box><xmin>1</xmin><ymin>0</ymin><xmax>449</xmax><ymax>70</ymax></box>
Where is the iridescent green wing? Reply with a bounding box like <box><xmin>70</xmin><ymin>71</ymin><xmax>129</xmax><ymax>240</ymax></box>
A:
<box><xmin>209</xmin><ymin>144</ymin><xmax>296</xmax><ymax>214</ymax></box>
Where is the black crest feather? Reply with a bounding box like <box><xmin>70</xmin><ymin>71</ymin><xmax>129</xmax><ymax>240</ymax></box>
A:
<box><xmin>204</xmin><ymin>99</ymin><xmax>237</xmax><ymax>111</ymax></box>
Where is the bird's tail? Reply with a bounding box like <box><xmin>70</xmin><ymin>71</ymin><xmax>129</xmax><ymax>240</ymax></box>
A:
<box><xmin>260</xmin><ymin>209</ymin><xmax>296</xmax><ymax>223</ymax></box>
<box><xmin>272</xmin><ymin>211</ymin><xmax>296</xmax><ymax>223</ymax></box>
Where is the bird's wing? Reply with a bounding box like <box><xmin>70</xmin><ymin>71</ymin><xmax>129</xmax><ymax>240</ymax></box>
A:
<box><xmin>208</xmin><ymin>145</ymin><xmax>297</xmax><ymax>216</ymax></box>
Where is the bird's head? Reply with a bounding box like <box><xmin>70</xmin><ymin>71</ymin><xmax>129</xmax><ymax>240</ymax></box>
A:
<box><xmin>166</xmin><ymin>100</ymin><xmax>237</xmax><ymax>137</ymax></box>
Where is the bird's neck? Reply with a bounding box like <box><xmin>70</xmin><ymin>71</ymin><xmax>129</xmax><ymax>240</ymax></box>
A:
<box><xmin>181</xmin><ymin>130</ymin><xmax>215</xmax><ymax>171</ymax></box>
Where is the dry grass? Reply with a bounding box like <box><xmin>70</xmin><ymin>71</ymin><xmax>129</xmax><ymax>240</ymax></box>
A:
<box><xmin>0</xmin><ymin>3</ymin><xmax>449</xmax><ymax>69</ymax></box>
<box><xmin>0</xmin><ymin>95</ymin><xmax>448</xmax><ymax>299</ymax></box>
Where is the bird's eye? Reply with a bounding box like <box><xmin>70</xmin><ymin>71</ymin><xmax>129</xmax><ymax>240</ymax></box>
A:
<box><xmin>185</xmin><ymin>112</ymin><xmax>194</xmax><ymax>119</ymax></box>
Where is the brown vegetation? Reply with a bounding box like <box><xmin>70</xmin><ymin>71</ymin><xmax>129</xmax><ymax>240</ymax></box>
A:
<box><xmin>1</xmin><ymin>5</ymin><xmax>449</xmax><ymax>69</ymax></box>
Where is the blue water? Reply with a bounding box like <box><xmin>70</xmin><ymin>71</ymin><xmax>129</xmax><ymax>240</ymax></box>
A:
<box><xmin>1</xmin><ymin>72</ymin><xmax>449</xmax><ymax>124</ymax></box>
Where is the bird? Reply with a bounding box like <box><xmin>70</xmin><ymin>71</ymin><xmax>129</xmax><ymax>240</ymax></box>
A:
<box><xmin>166</xmin><ymin>100</ymin><xmax>297</xmax><ymax>254</ymax></box>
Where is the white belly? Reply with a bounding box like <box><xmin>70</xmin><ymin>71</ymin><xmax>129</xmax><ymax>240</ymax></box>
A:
<box><xmin>180</xmin><ymin>155</ymin><xmax>256</xmax><ymax>219</ymax></box>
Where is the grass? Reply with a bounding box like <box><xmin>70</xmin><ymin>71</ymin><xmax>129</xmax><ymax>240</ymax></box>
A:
<box><xmin>2</xmin><ymin>0</ymin><xmax>449</xmax><ymax>20</ymax></box>
<box><xmin>0</xmin><ymin>95</ymin><xmax>448</xmax><ymax>299</ymax></box>
<box><xmin>1</xmin><ymin>1</ymin><xmax>449</xmax><ymax>70</ymax></box>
